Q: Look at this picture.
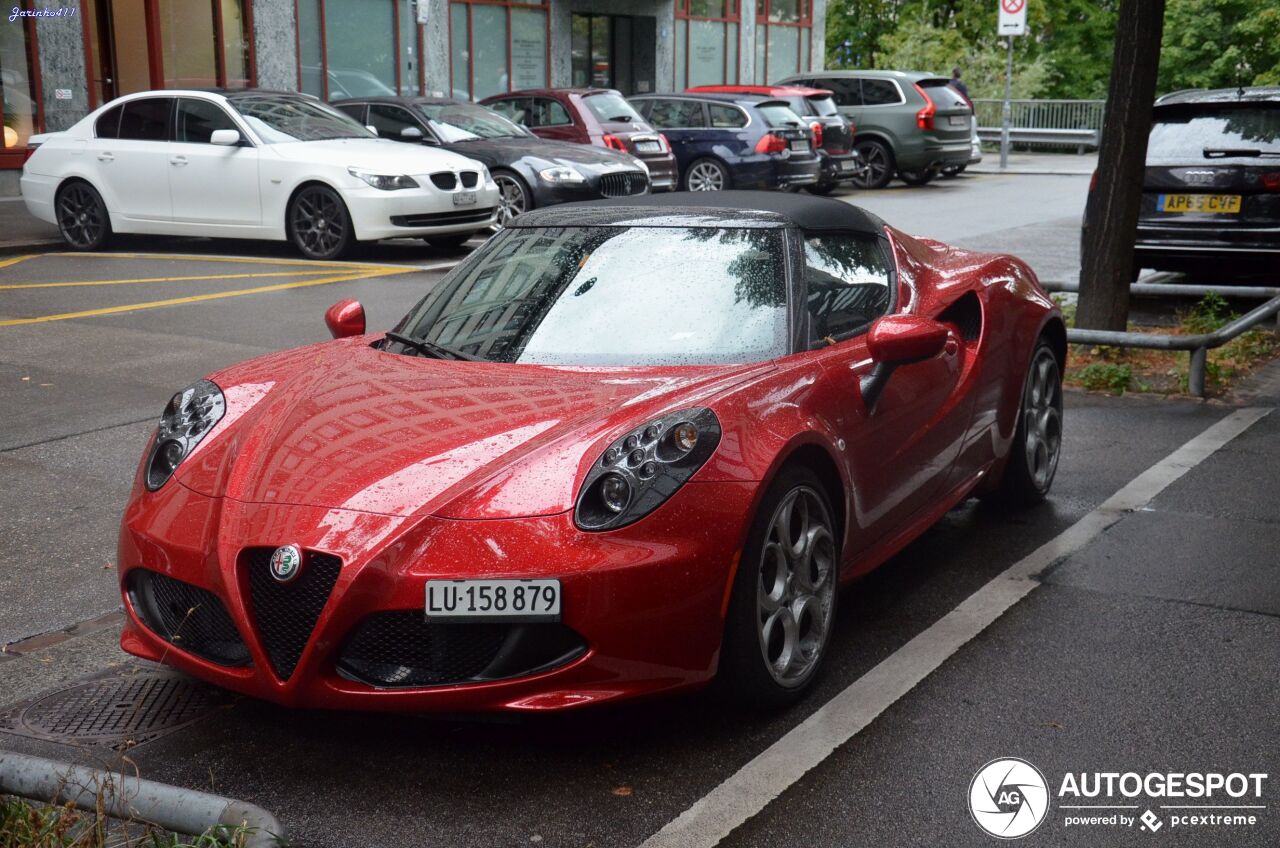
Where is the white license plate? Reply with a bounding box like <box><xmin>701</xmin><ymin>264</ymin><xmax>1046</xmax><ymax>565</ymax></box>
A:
<box><xmin>948</xmin><ymin>115</ymin><xmax>969</xmax><ymax>126</ymax></box>
<box><xmin>789</xmin><ymin>139</ymin><xmax>809</xmax><ymax>153</ymax></box>
<box><xmin>635</xmin><ymin>141</ymin><xmax>660</xmax><ymax>153</ymax></box>
<box><xmin>452</xmin><ymin>191</ymin><xmax>477</xmax><ymax>207</ymax></box>
<box><xmin>839</xmin><ymin>159</ymin><xmax>857</xmax><ymax>171</ymax></box>
<box><xmin>425</xmin><ymin>579</ymin><xmax>561</xmax><ymax>622</ymax></box>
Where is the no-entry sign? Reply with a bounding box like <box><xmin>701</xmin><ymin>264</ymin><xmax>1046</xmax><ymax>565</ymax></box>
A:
<box><xmin>999</xmin><ymin>0</ymin><xmax>1027</xmax><ymax>35</ymax></box>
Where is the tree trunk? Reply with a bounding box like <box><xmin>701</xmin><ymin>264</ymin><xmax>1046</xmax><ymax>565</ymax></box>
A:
<box><xmin>1076</xmin><ymin>0</ymin><xmax>1166</xmax><ymax>331</ymax></box>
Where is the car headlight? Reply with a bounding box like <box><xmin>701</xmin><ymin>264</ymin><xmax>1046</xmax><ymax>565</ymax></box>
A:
<box><xmin>347</xmin><ymin>167</ymin><xmax>419</xmax><ymax>190</ymax></box>
<box><xmin>575</xmin><ymin>407</ymin><xmax>721</xmax><ymax>531</ymax></box>
<box><xmin>145</xmin><ymin>380</ymin><xmax>226</xmax><ymax>491</ymax></box>
<box><xmin>538</xmin><ymin>166</ymin><xmax>585</xmax><ymax>184</ymax></box>
<box><xmin>481</xmin><ymin>165</ymin><xmax>494</xmax><ymax>185</ymax></box>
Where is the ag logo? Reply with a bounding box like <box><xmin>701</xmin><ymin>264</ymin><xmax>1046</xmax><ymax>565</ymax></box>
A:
<box><xmin>269</xmin><ymin>544</ymin><xmax>303</xmax><ymax>583</ymax></box>
<box><xmin>969</xmin><ymin>758</ymin><xmax>1050</xmax><ymax>839</ymax></box>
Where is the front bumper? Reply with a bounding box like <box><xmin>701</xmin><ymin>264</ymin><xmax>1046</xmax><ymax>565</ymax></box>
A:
<box><xmin>117</xmin><ymin>478</ymin><xmax>756</xmax><ymax>712</ymax></box>
<box><xmin>343</xmin><ymin>180</ymin><xmax>500</xmax><ymax>241</ymax></box>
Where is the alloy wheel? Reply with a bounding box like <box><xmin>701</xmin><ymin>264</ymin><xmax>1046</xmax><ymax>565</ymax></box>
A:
<box><xmin>494</xmin><ymin>175</ymin><xmax>527</xmax><ymax>227</ymax></box>
<box><xmin>853</xmin><ymin>142</ymin><xmax>891</xmax><ymax>189</ymax></box>
<box><xmin>1022</xmin><ymin>348</ymin><xmax>1063</xmax><ymax>491</ymax></box>
<box><xmin>686</xmin><ymin>161</ymin><xmax>726</xmax><ymax>191</ymax></box>
<box><xmin>290</xmin><ymin>187</ymin><xmax>348</xmax><ymax>259</ymax></box>
<box><xmin>56</xmin><ymin>184</ymin><xmax>106</xmax><ymax>248</ymax></box>
<box><xmin>756</xmin><ymin>486</ymin><xmax>836</xmax><ymax>687</ymax></box>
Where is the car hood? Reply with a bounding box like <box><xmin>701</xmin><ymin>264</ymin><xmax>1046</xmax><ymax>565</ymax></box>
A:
<box><xmin>177</xmin><ymin>339</ymin><xmax>769</xmax><ymax>520</ymax></box>
<box><xmin>442</xmin><ymin>138</ymin><xmax>641</xmax><ymax>171</ymax></box>
<box><xmin>266</xmin><ymin>138</ymin><xmax>483</xmax><ymax>174</ymax></box>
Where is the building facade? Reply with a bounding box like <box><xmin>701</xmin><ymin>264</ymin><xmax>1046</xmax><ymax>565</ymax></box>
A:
<box><xmin>1</xmin><ymin>0</ymin><xmax>826</xmax><ymax>179</ymax></box>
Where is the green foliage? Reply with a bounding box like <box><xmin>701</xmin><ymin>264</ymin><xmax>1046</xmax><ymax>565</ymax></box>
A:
<box><xmin>1180</xmin><ymin>291</ymin><xmax>1235</xmax><ymax>334</ymax></box>
<box><xmin>0</xmin><ymin>796</ymin><xmax>259</xmax><ymax>848</ymax></box>
<box><xmin>1159</xmin><ymin>1</ymin><xmax>1280</xmax><ymax>92</ymax></box>
<box><xmin>1076</xmin><ymin>362</ymin><xmax>1132</xmax><ymax>394</ymax></box>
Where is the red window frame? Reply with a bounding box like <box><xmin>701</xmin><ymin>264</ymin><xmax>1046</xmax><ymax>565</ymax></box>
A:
<box><xmin>755</xmin><ymin>0</ymin><xmax>812</xmax><ymax>85</ymax></box>
<box><xmin>675</xmin><ymin>0</ymin><xmax>741</xmax><ymax>88</ymax></box>
<box><xmin>447</xmin><ymin>0</ymin><xmax>552</xmax><ymax>101</ymax></box>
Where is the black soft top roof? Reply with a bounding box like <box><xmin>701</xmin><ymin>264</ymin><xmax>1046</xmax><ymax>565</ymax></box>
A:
<box><xmin>511</xmin><ymin>191</ymin><xmax>887</xmax><ymax>234</ymax></box>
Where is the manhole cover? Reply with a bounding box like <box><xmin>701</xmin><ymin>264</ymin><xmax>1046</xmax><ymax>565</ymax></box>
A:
<box><xmin>0</xmin><ymin>667</ymin><xmax>231</xmax><ymax>749</ymax></box>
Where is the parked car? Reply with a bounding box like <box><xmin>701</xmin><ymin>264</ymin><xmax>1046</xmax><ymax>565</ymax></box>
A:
<box><xmin>941</xmin><ymin>83</ymin><xmax>982</xmax><ymax>178</ymax></box>
<box><xmin>20</xmin><ymin>90</ymin><xmax>499</xmax><ymax>259</ymax></box>
<box><xmin>116</xmin><ymin>191</ymin><xmax>1064</xmax><ymax>712</ymax></box>
<box><xmin>332</xmin><ymin>97</ymin><xmax>650</xmax><ymax>227</ymax></box>
<box><xmin>480</xmin><ymin>88</ymin><xmax>678</xmax><ymax>191</ymax></box>
<box><xmin>629</xmin><ymin>93</ymin><xmax>820</xmax><ymax>191</ymax></box>
<box><xmin>687</xmin><ymin>85</ymin><xmax>865</xmax><ymax>194</ymax></box>
<box><xmin>777</xmin><ymin>70</ymin><xmax>972</xmax><ymax>189</ymax></box>
<box><xmin>1083</xmin><ymin>86</ymin><xmax>1280</xmax><ymax>278</ymax></box>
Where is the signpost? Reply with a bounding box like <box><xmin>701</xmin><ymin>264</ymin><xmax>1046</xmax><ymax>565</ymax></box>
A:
<box><xmin>998</xmin><ymin>0</ymin><xmax>1027</xmax><ymax>169</ymax></box>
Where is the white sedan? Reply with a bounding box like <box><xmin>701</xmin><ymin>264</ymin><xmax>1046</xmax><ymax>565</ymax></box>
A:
<box><xmin>21</xmin><ymin>90</ymin><xmax>500</xmax><ymax>260</ymax></box>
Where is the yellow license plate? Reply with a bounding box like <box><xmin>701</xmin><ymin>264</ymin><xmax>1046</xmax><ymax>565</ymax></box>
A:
<box><xmin>1158</xmin><ymin>193</ymin><xmax>1242</xmax><ymax>214</ymax></box>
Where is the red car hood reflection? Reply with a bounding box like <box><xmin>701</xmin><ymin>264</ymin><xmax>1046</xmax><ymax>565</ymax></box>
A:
<box><xmin>177</xmin><ymin>339</ymin><xmax>767</xmax><ymax>519</ymax></box>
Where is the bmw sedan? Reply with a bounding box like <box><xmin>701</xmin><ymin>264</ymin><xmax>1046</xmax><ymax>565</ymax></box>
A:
<box><xmin>332</xmin><ymin>97</ymin><xmax>650</xmax><ymax>227</ymax></box>
<box><xmin>21</xmin><ymin>90</ymin><xmax>499</xmax><ymax>259</ymax></box>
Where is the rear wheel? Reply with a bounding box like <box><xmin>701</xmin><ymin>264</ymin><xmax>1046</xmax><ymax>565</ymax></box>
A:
<box><xmin>718</xmin><ymin>465</ymin><xmax>839</xmax><ymax>709</ymax></box>
<box><xmin>287</xmin><ymin>184</ymin><xmax>353</xmax><ymax>260</ymax></box>
<box><xmin>990</xmin><ymin>342</ymin><xmax>1063</xmax><ymax>506</ymax></box>
<box><xmin>898</xmin><ymin>168</ymin><xmax>937</xmax><ymax>186</ymax></box>
<box><xmin>851</xmin><ymin>139</ymin><xmax>893</xmax><ymax>189</ymax></box>
<box><xmin>805</xmin><ymin>182</ymin><xmax>838</xmax><ymax>196</ymax></box>
<box><xmin>55</xmin><ymin>181</ymin><xmax>112</xmax><ymax>251</ymax></box>
<box><xmin>684</xmin><ymin>158</ymin><xmax>730</xmax><ymax>191</ymax></box>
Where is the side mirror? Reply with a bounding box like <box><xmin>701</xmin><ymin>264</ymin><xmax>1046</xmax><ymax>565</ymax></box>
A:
<box><xmin>400</xmin><ymin>126</ymin><xmax>424</xmax><ymax>140</ymax></box>
<box><xmin>209</xmin><ymin>129</ymin><xmax>241</xmax><ymax>146</ymax></box>
<box><xmin>866</xmin><ymin>314</ymin><xmax>948</xmax><ymax>365</ymax></box>
<box><xmin>324</xmin><ymin>299</ymin><xmax>365</xmax><ymax>339</ymax></box>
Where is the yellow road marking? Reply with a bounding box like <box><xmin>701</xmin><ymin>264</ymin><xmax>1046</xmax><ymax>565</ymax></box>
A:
<box><xmin>0</xmin><ymin>270</ymin><xmax>334</xmax><ymax>291</ymax></box>
<box><xmin>54</xmin><ymin>251</ymin><xmax>402</xmax><ymax>273</ymax></box>
<box><xmin>0</xmin><ymin>267</ymin><xmax>413</xmax><ymax>327</ymax></box>
<box><xmin>0</xmin><ymin>255</ymin><xmax>36</xmax><ymax>271</ymax></box>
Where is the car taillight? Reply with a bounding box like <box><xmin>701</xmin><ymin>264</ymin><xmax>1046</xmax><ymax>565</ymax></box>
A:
<box><xmin>755</xmin><ymin>132</ymin><xmax>788</xmax><ymax>154</ymax></box>
<box><xmin>22</xmin><ymin>144</ymin><xmax>38</xmax><ymax>164</ymax></box>
<box><xmin>658</xmin><ymin>133</ymin><xmax>671</xmax><ymax>152</ymax></box>
<box><xmin>1262</xmin><ymin>172</ymin><xmax>1280</xmax><ymax>192</ymax></box>
<box><xmin>602</xmin><ymin>134</ymin><xmax>628</xmax><ymax>152</ymax></box>
<box><xmin>809</xmin><ymin>121</ymin><xmax>824</xmax><ymax>148</ymax></box>
<box><xmin>1088</xmin><ymin>169</ymin><xmax>1098</xmax><ymax>193</ymax></box>
<box><xmin>913</xmin><ymin>83</ymin><xmax>936</xmax><ymax>131</ymax></box>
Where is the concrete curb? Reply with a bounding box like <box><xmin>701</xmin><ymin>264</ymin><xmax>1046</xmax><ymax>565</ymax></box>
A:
<box><xmin>0</xmin><ymin>239</ymin><xmax>62</xmax><ymax>256</ymax></box>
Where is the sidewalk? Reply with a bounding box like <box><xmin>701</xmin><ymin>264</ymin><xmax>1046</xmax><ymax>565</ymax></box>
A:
<box><xmin>0</xmin><ymin>197</ymin><xmax>60</xmax><ymax>254</ymax></box>
<box><xmin>969</xmin><ymin>150</ymin><xmax>1097</xmax><ymax>176</ymax></box>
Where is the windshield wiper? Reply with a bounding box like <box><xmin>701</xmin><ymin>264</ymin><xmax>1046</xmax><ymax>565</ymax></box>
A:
<box><xmin>1204</xmin><ymin>147</ymin><xmax>1280</xmax><ymax>158</ymax></box>
<box><xmin>384</xmin><ymin>331</ymin><xmax>479</xmax><ymax>361</ymax></box>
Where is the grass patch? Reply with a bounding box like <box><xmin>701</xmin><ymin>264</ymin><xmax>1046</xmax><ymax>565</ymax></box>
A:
<box><xmin>0</xmin><ymin>795</ymin><xmax>259</xmax><ymax>848</ymax></box>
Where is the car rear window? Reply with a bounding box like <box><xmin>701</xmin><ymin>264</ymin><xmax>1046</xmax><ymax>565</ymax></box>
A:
<box><xmin>804</xmin><ymin>95</ymin><xmax>839</xmax><ymax>117</ymax></box>
<box><xmin>860</xmin><ymin>79</ymin><xmax>902</xmax><ymax>106</ymax></box>
<box><xmin>758</xmin><ymin>102</ymin><xmax>806</xmax><ymax>128</ymax></box>
<box><xmin>95</xmin><ymin>104</ymin><xmax>123</xmax><ymax>139</ymax></box>
<box><xmin>917</xmin><ymin>79</ymin><xmax>971</xmax><ymax>110</ymax></box>
<box><xmin>583</xmin><ymin>93</ymin><xmax>643</xmax><ymax>123</ymax></box>
<box><xmin>118</xmin><ymin>98</ymin><xmax>173</xmax><ymax>141</ymax></box>
<box><xmin>1149</xmin><ymin>104</ymin><xmax>1280</xmax><ymax>159</ymax></box>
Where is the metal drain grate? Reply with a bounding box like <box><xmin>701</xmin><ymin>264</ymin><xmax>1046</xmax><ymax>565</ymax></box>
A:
<box><xmin>0</xmin><ymin>667</ymin><xmax>228</xmax><ymax>750</ymax></box>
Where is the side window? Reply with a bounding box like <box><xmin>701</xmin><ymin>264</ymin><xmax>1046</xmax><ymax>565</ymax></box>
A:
<box><xmin>176</xmin><ymin>99</ymin><xmax>237</xmax><ymax>144</ymax></box>
<box><xmin>118</xmin><ymin>98</ymin><xmax>174</xmax><ymax>141</ymax></box>
<box><xmin>648</xmin><ymin>99</ymin><xmax>705</xmax><ymax>129</ymax></box>
<box><xmin>95</xmin><ymin>104</ymin><xmax>123</xmax><ymax>139</ymax></box>
<box><xmin>804</xmin><ymin>234</ymin><xmax>893</xmax><ymax>342</ymax></box>
<box><xmin>533</xmin><ymin>98</ymin><xmax>572</xmax><ymax>127</ymax></box>
<box><xmin>814</xmin><ymin>78</ymin><xmax>861</xmax><ymax>107</ymax></box>
<box><xmin>334</xmin><ymin>103</ymin><xmax>366</xmax><ymax>123</ymax></box>
<box><xmin>861</xmin><ymin>79</ymin><xmax>902</xmax><ymax>106</ymax></box>
<box><xmin>489</xmin><ymin>97</ymin><xmax>531</xmax><ymax>126</ymax></box>
<box><xmin>368</xmin><ymin>104</ymin><xmax>421</xmax><ymax>140</ymax></box>
<box><xmin>709</xmin><ymin>104</ymin><xmax>747</xmax><ymax>128</ymax></box>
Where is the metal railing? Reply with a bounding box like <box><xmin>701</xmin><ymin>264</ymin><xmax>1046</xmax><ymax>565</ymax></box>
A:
<box><xmin>973</xmin><ymin>98</ymin><xmax>1105</xmax><ymax>151</ymax></box>
<box><xmin>1045</xmin><ymin>281</ymin><xmax>1280</xmax><ymax>397</ymax></box>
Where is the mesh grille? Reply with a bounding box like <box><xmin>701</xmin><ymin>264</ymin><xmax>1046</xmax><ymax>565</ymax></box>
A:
<box><xmin>600</xmin><ymin>172</ymin><xmax>647</xmax><ymax>198</ymax></box>
<box><xmin>460</xmin><ymin>171</ymin><xmax>479</xmax><ymax>188</ymax></box>
<box><xmin>128</xmin><ymin>570</ymin><xmax>249</xmax><ymax>667</ymax></box>
<box><xmin>246</xmin><ymin>549</ymin><xmax>342</xmax><ymax>681</ymax></box>
<box><xmin>336</xmin><ymin>613</ymin><xmax>587</xmax><ymax>689</ymax></box>
<box><xmin>430</xmin><ymin>172</ymin><xmax>458</xmax><ymax>190</ymax></box>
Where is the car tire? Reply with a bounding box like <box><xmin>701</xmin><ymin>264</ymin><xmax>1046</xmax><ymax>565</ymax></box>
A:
<box><xmin>683</xmin><ymin>158</ymin><xmax>730</xmax><ymax>191</ymax></box>
<box><xmin>493</xmin><ymin>171</ymin><xmax>532</xmax><ymax>228</ymax></box>
<box><xmin>898</xmin><ymin>168</ymin><xmax>937</xmax><ymax>186</ymax></box>
<box><xmin>988</xmin><ymin>340</ymin><xmax>1063</xmax><ymax>506</ymax></box>
<box><xmin>805</xmin><ymin>182</ymin><xmax>838</xmax><ymax>196</ymax></box>
<box><xmin>55</xmin><ymin>181</ymin><xmax>112</xmax><ymax>251</ymax></box>
<box><xmin>851</xmin><ymin>139</ymin><xmax>894</xmax><ymax>189</ymax></box>
<box><xmin>941</xmin><ymin>165</ymin><xmax>966</xmax><ymax>178</ymax></box>
<box><xmin>423</xmin><ymin>233</ymin><xmax>474</xmax><ymax>250</ymax></box>
<box><xmin>717</xmin><ymin>464</ymin><xmax>840</xmax><ymax>709</ymax></box>
<box><xmin>287</xmin><ymin>184</ymin><xmax>354</xmax><ymax>261</ymax></box>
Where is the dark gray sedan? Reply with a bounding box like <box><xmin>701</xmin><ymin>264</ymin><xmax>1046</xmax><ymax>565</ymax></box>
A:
<box><xmin>333</xmin><ymin>97</ymin><xmax>651</xmax><ymax>230</ymax></box>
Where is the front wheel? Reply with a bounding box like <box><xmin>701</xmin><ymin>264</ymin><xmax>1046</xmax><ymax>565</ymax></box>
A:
<box><xmin>684</xmin><ymin>158</ymin><xmax>730</xmax><ymax>191</ymax></box>
<box><xmin>989</xmin><ymin>342</ymin><xmax>1063</xmax><ymax>506</ymax></box>
<box><xmin>718</xmin><ymin>465</ymin><xmax>839</xmax><ymax>709</ymax></box>
<box><xmin>287</xmin><ymin>184</ymin><xmax>354</xmax><ymax>261</ymax></box>
<box><xmin>55</xmin><ymin>181</ymin><xmax>112</xmax><ymax>251</ymax></box>
<box><xmin>493</xmin><ymin>172</ymin><xmax>531</xmax><ymax>228</ymax></box>
<box><xmin>851</xmin><ymin>140</ymin><xmax>893</xmax><ymax>189</ymax></box>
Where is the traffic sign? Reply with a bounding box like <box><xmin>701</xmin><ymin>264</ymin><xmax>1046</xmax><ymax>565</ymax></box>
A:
<box><xmin>999</xmin><ymin>0</ymin><xmax>1027</xmax><ymax>36</ymax></box>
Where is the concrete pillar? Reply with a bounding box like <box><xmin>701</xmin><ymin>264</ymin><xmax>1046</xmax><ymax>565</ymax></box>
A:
<box><xmin>420</xmin><ymin>0</ymin><xmax>450</xmax><ymax>96</ymax></box>
<box><xmin>34</xmin><ymin>9</ymin><xmax>89</xmax><ymax>131</ymax></box>
<box><xmin>810</xmin><ymin>0</ymin><xmax>825</xmax><ymax>72</ymax></box>
<box><xmin>739</xmin><ymin>0</ymin><xmax>757</xmax><ymax>84</ymax></box>
<box><xmin>251</xmin><ymin>0</ymin><xmax>299</xmax><ymax>90</ymax></box>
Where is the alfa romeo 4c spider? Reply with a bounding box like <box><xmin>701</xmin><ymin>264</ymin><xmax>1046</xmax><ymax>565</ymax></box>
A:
<box><xmin>118</xmin><ymin>192</ymin><xmax>1065</xmax><ymax>712</ymax></box>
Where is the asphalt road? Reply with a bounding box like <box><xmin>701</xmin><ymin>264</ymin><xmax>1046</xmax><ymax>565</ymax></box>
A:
<box><xmin>2</xmin><ymin>171</ymin><xmax>1277</xmax><ymax>847</ymax></box>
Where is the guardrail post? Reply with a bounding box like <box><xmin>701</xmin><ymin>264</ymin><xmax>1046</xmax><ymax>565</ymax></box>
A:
<box><xmin>1188</xmin><ymin>347</ymin><xmax>1208</xmax><ymax>397</ymax></box>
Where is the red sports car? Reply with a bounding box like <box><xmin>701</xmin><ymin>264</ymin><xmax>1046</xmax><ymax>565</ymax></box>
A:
<box><xmin>118</xmin><ymin>192</ymin><xmax>1064</xmax><ymax>712</ymax></box>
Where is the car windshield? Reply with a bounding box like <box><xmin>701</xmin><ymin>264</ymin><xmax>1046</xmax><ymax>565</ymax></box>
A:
<box><xmin>417</xmin><ymin>102</ymin><xmax>527</xmax><ymax>141</ymax></box>
<box><xmin>230</xmin><ymin>95</ymin><xmax>373</xmax><ymax>142</ymax></box>
<box><xmin>1149</xmin><ymin>104</ymin><xmax>1280</xmax><ymax>159</ymax></box>
<box><xmin>396</xmin><ymin>226</ymin><xmax>790</xmax><ymax>366</ymax></box>
<box><xmin>584</xmin><ymin>93</ymin><xmax>643</xmax><ymax>123</ymax></box>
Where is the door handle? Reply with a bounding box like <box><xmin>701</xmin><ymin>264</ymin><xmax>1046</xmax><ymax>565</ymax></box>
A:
<box><xmin>170</xmin><ymin>156</ymin><xmax>188</xmax><ymax>167</ymax></box>
<box><xmin>96</xmin><ymin>153</ymin><xmax>114</xmax><ymax>162</ymax></box>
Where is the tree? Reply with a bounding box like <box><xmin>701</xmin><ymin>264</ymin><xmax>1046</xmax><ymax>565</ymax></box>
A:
<box><xmin>1159</xmin><ymin>0</ymin><xmax>1280</xmax><ymax>92</ymax></box>
<box><xmin>1076</xmin><ymin>0</ymin><xmax>1166</xmax><ymax>332</ymax></box>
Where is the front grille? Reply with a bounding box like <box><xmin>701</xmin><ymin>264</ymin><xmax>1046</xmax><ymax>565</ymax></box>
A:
<box><xmin>599</xmin><ymin>171</ymin><xmax>648</xmax><ymax>198</ymax></box>
<box><xmin>336</xmin><ymin>613</ymin><xmax>587</xmax><ymax>689</ymax></box>
<box><xmin>127</xmin><ymin>570</ymin><xmax>250</xmax><ymax>667</ymax></box>
<box><xmin>460</xmin><ymin>171</ymin><xmax>479</xmax><ymax>188</ymax></box>
<box><xmin>391</xmin><ymin>209</ymin><xmax>494</xmax><ymax>227</ymax></box>
<box><xmin>245</xmin><ymin>549</ymin><xmax>342</xmax><ymax>681</ymax></box>
<box><xmin>430</xmin><ymin>172</ymin><xmax>457</xmax><ymax>190</ymax></box>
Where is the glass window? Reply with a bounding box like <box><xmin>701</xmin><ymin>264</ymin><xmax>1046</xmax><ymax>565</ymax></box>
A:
<box><xmin>766</xmin><ymin>25</ymin><xmax>800</xmax><ymax>80</ymax></box>
<box><xmin>368</xmin><ymin>104</ymin><xmax>421</xmax><ymax>139</ymax></box>
<box><xmin>810</xmin><ymin>78</ymin><xmax>859</xmax><ymax>106</ymax></box>
<box><xmin>95</xmin><ymin>105</ymin><xmax>124</xmax><ymax>140</ymax></box>
<box><xmin>861</xmin><ymin>79</ymin><xmax>903</xmax><ymax>106</ymax></box>
<box><xmin>450</xmin><ymin>3</ymin><xmax>470</xmax><ymax>99</ymax></box>
<box><xmin>334</xmin><ymin>103</ymin><xmax>365</xmax><ymax>123</ymax></box>
<box><xmin>709</xmin><ymin>104</ymin><xmax>747</xmax><ymax>128</ymax></box>
<box><xmin>472</xmin><ymin>4</ymin><xmax>508</xmax><ymax>101</ymax></box>
<box><xmin>689</xmin><ymin>20</ymin><xmax>727</xmax><ymax>87</ymax></box>
<box><xmin>0</xmin><ymin>13</ymin><xmax>39</xmax><ymax>151</ymax></box>
<box><xmin>803</xmin><ymin>235</ymin><xmax>892</xmax><ymax>341</ymax></box>
<box><xmin>176</xmin><ymin>99</ymin><xmax>238</xmax><ymax>143</ymax></box>
<box><xmin>487</xmin><ymin>97</ymin><xmax>531</xmax><ymax>126</ymax></box>
<box><xmin>399</xmin><ymin>226</ymin><xmax>790</xmax><ymax>366</ymax></box>
<box><xmin>118</xmin><ymin>98</ymin><xmax>174</xmax><ymax>142</ymax></box>
<box><xmin>511</xmin><ymin>8</ymin><xmax>547</xmax><ymax>89</ymax></box>
<box><xmin>804</xmin><ymin>95</ymin><xmax>840</xmax><ymax>117</ymax></box>
<box><xmin>1149</xmin><ymin>105</ymin><xmax>1280</xmax><ymax>158</ymax></box>
<box><xmin>453</xmin><ymin>2</ymin><xmax>549</xmax><ymax>100</ymax></box>
<box><xmin>160</xmin><ymin>0</ymin><xmax>217</xmax><ymax>88</ymax></box>
<box><xmin>419</xmin><ymin>103</ymin><xmax>527</xmax><ymax>141</ymax></box>
<box><xmin>298</xmin><ymin>0</ymin><xmax>325</xmax><ymax>97</ymax></box>
<box><xmin>326</xmin><ymin>0</ymin><xmax>396</xmax><ymax>95</ymax></box>
<box><xmin>531</xmin><ymin>98</ymin><xmax>572</xmax><ymax>127</ymax></box>
<box><xmin>647</xmin><ymin>99</ymin><xmax>706</xmax><ymax>129</ymax></box>
<box><xmin>230</xmin><ymin>95</ymin><xmax>371</xmax><ymax>143</ymax></box>
<box><xmin>221</xmin><ymin>0</ymin><xmax>251</xmax><ymax>88</ymax></box>
<box><xmin>758</xmin><ymin>103</ymin><xmax>805</xmax><ymax>128</ymax></box>
<box><xmin>582</xmin><ymin>93</ymin><xmax>642</xmax><ymax>123</ymax></box>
